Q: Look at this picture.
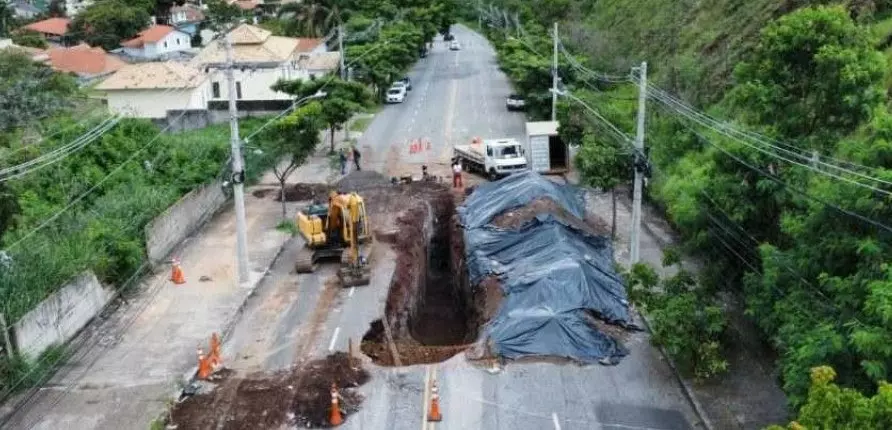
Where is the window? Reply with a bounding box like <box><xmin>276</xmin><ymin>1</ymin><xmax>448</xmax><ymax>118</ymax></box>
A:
<box><xmin>164</xmin><ymin>41</ymin><xmax>168</xmax><ymax>48</ymax></box>
<box><xmin>236</xmin><ymin>82</ymin><xmax>242</xmax><ymax>99</ymax></box>
<box><xmin>212</xmin><ymin>82</ymin><xmax>220</xmax><ymax>98</ymax></box>
<box><xmin>176</xmin><ymin>38</ymin><xmax>180</xmax><ymax>45</ymax></box>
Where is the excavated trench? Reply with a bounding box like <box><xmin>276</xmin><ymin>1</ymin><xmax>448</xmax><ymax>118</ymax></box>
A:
<box><xmin>361</xmin><ymin>186</ymin><xmax>484</xmax><ymax>366</ymax></box>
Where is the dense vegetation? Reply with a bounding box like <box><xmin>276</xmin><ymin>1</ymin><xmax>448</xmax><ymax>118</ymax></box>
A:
<box><xmin>468</xmin><ymin>0</ymin><xmax>892</xmax><ymax>424</ymax></box>
<box><xmin>0</xmin><ymin>49</ymin><xmax>277</xmax><ymax>395</ymax></box>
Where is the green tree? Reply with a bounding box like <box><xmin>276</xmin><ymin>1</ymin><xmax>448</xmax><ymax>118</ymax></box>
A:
<box><xmin>0</xmin><ymin>2</ymin><xmax>17</xmax><ymax>36</ymax></box>
<box><xmin>277</xmin><ymin>0</ymin><xmax>347</xmax><ymax>38</ymax></box>
<box><xmin>69</xmin><ymin>0</ymin><xmax>151</xmax><ymax>50</ymax></box>
<box><xmin>274</xmin><ymin>77</ymin><xmax>374</xmax><ymax>153</ymax></box>
<box><xmin>574</xmin><ymin>132</ymin><xmax>630</xmax><ymax>239</ymax></box>
<box><xmin>731</xmin><ymin>5</ymin><xmax>886</xmax><ymax>147</ymax></box>
<box><xmin>262</xmin><ymin>102</ymin><xmax>325</xmax><ymax>218</ymax></box>
<box><xmin>11</xmin><ymin>30</ymin><xmax>49</xmax><ymax>49</ymax></box>
<box><xmin>203</xmin><ymin>0</ymin><xmax>244</xmax><ymax>32</ymax></box>
<box><xmin>767</xmin><ymin>366</ymin><xmax>892</xmax><ymax>429</ymax></box>
<box><xmin>0</xmin><ymin>50</ymin><xmax>78</xmax><ymax>133</ymax></box>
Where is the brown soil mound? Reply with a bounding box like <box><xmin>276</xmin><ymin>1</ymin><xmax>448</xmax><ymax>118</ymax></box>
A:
<box><xmin>273</xmin><ymin>183</ymin><xmax>332</xmax><ymax>202</ymax></box>
<box><xmin>491</xmin><ymin>196</ymin><xmax>609</xmax><ymax>235</ymax></box>
<box><xmin>168</xmin><ymin>352</ymin><xmax>370</xmax><ymax>429</ymax></box>
<box><xmin>361</xmin><ymin>320</ymin><xmax>471</xmax><ymax>366</ymax></box>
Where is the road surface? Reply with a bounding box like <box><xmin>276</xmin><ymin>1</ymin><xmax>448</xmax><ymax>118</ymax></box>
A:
<box><xmin>223</xmin><ymin>24</ymin><xmax>703</xmax><ymax>430</ymax></box>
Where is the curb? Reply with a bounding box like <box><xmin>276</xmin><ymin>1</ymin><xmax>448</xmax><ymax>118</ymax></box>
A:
<box><xmin>637</xmin><ymin>312</ymin><xmax>715</xmax><ymax>430</ymax></box>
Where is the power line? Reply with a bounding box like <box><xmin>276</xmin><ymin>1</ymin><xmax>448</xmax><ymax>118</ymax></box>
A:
<box><xmin>643</xmin><ymin>82</ymin><xmax>892</xmax><ymax>191</ymax></box>
<box><xmin>688</xmin><ymin>127</ymin><xmax>892</xmax><ymax>235</ymax></box>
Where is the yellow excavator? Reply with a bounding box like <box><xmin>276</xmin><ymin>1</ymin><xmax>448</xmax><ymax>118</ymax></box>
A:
<box><xmin>295</xmin><ymin>191</ymin><xmax>372</xmax><ymax>287</ymax></box>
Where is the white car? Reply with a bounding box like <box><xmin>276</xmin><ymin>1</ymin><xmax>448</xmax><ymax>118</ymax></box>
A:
<box><xmin>386</xmin><ymin>86</ymin><xmax>407</xmax><ymax>103</ymax></box>
<box><xmin>449</xmin><ymin>41</ymin><xmax>461</xmax><ymax>50</ymax></box>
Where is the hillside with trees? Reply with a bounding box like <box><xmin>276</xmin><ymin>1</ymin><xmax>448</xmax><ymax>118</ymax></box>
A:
<box><xmin>467</xmin><ymin>0</ymin><xmax>892</xmax><ymax>425</ymax></box>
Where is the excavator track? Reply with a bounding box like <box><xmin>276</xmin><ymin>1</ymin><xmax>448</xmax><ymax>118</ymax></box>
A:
<box><xmin>294</xmin><ymin>247</ymin><xmax>317</xmax><ymax>273</ymax></box>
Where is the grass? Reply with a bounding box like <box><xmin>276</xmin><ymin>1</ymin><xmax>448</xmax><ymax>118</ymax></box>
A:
<box><xmin>0</xmin><ymin>345</ymin><xmax>69</xmax><ymax>400</ymax></box>
<box><xmin>275</xmin><ymin>219</ymin><xmax>299</xmax><ymax>236</ymax></box>
<box><xmin>350</xmin><ymin>116</ymin><xmax>374</xmax><ymax>132</ymax></box>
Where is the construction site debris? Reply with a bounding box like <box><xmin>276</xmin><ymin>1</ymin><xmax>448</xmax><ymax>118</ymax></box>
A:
<box><xmin>336</xmin><ymin>170</ymin><xmax>393</xmax><ymax>192</ymax></box>
<box><xmin>459</xmin><ymin>172</ymin><xmax>631</xmax><ymax>364</ymax></box>
<box><xmin>167</xmin><ymin>352</ymin><xmax>370</xmax><ymax>429</ymax></box>
<box><xmin>273</xmin><ymin>183</ymin><xmax>332</xmax><ymax>202</ymax></box>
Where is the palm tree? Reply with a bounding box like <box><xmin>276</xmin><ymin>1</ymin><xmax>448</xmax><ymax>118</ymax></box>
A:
<box><xmin>277</xmin><ymin>0</ymin><xmax>346</xmax><ymax>38</ymax></box>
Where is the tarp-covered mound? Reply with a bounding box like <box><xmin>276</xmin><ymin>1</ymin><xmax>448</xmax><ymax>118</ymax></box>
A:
<box><xmin>459</xmin><ymin>173</ymin><xmax>631</xmax><ymax>363</ymax></box>
<box><xmin>458</xmin><ymin>170</ymin><xmax>584</xmax><ymax>229</ymax></box>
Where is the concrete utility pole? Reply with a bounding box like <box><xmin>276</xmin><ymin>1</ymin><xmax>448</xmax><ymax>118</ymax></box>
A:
<box><xmin>551</xmin><ymin>22</ymin><xmax>559</xmax><ymax>121</ymax></box>
<box><xmin>224</xmin><ymin>32</ymin><xmax>251</xmax><ymax>284</ymax></box>
<box><xmin>338</xmin><ymin>23</ymin><xmax>346</xmax><ymax>80</ymax></box>
<box><xmin>630</xmin><ymin>61</ymin><xmax>647</xmax><ymax>265</ymax></box>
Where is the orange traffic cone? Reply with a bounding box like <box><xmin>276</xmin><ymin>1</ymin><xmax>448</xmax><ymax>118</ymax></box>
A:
<box><xmin>170</xmin><ymin>259</ymin><xmax>185</xmax><ymax>284</ymax></box>
<box><xmin>330</xmin><ymin>383</ymin><xmax>343</xmax><ymax>426</ymax></box>
<box><xmin>427</xmin><ymin>380</ymin><xmax>442</xmax><ymax>422</ymax></box>
<box><xmin>197</xmin><ymin>348</ymin><xmax>211</xmax><ymax>380</ymax></box>
<box><xmin>208</xmin><ymin>333</ymin><xmax>222</xmax><ymax>368</ymax></box>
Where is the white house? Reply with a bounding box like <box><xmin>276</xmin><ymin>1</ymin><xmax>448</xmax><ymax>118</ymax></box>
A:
<box><xmin>64</xmin><ymin>0</ymin><xmax>93</xmax><ymax>17</ymax></box>
<box><xmin>190</xmin><ymin>24</ymin><xmax>331</xmax><ymax>103</ymax></box>
<box><xmin>121</xmin><ymin>25</ymin><xmax>193</xmax><ymax>59</ymax></box>
<box><xmin>96</xmin><ymin>61</ymin><xmax>211</xmax><ymax>119</ymax></box>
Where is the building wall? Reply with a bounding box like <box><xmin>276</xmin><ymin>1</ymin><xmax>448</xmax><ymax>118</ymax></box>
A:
<box><xmin>122</xmin><ymin>30</ymin><xmax>192</xmax><ymax>58</ymax></box>
<box><xmin>208</xmin><ymin>66</ymin><xmax>293</xmax><ymax>102</ymax></box>
<box><xmin>65</xmin><ymin>0</ymin><xmax>93</xmax><ymax>16</ymax></box>
<box><xmin>145</xmin><ymin>180</ymin><xmax>227</xmax><ymax>264</ymax></box>
<box><xmin>105</xmin><ymin>82</ymin><xmax>210</xmax><ymax>118</ymax></box>
<box><xmin>13</xmin><ymin>271</ymin><xmax>113</xmax><ymax>359</ymax></box>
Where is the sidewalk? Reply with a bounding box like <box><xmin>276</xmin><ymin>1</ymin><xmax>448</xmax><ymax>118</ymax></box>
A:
<box><xmin>0</xmin><ymin>150</ymin><xmax>351</xmax><ymax>429</ymax></box>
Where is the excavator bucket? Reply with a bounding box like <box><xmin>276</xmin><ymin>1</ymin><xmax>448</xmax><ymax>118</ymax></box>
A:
<box><xmin>337</xmin><ymin>265</ymin><xmax>371</xmax><ymax>287</ymax></box>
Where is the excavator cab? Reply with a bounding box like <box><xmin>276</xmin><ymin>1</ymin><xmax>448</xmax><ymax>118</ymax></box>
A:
<box><xmin>295</xmin><ymin>191</ymin><xmax>371</xmax><ymax>287</ymax></box>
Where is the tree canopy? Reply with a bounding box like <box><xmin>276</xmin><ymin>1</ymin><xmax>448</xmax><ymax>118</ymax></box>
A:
<box><xmin>69</xmin><ymin>0</ymin><xmax>151</xmax><ymax>50</ymax></box>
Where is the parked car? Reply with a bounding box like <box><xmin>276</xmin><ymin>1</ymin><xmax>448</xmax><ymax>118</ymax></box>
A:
<box><xmin>449</xmin><ymin>41</ymin><xmax>461</xmax><ymax>51</ymax></box>
<box><xmin>398</xmin><ymin>77</ymin><xmax>412</xmax><ymax>90</ymax></box>
<box><xmin>506</xmin><ymin>94</ymin><xmax>526</xmax><ymax>111</ymax></box>
<box><xmin>386</xmin><ymin>86</ymin><xmax>407</xmax><ymax>103</ymax></box>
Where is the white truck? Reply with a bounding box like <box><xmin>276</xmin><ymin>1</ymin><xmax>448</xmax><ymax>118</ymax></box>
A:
<box><xmin>453</xmin><ymin>138</ymin><xmax>529</xmax><ymax>180</ymax></box>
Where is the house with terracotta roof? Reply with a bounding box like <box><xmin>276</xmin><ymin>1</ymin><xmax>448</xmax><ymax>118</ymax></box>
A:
<box><xmin>20</xmin><ymin>17</ymin><xmax>71</xmax><ymax>45</ymax></box>
<box><xmin>191</xmin><ymin>24</ymin><xmax>329</xmax><ymax>103</ymax></box>
<box><xmin>121</xmin><ymin>25</ymin><xmax>193</xmax><ymax>59</ymax></box>
<box><xmin>45</xmin><ymin>43</ymin><xmax>127</xmax><ymax>83</ymax></box>
<box><xmin>170</xmin><ymin>3</ymin><xmax>205</xmax><ymax>36</ymax></box>
<box><xmin>96</xmin><ymin>61</ymin><xmax>211</xmax><ymax>118</ymax></box>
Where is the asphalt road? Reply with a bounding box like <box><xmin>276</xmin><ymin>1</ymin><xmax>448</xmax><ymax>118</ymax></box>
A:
<box><xmin>223</xmin><ymin>24</ymin><xmax>702</xmax><ymax>430</ymax></box>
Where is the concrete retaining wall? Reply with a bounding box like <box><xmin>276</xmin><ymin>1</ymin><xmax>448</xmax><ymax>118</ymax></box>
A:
<box><xmin>145</xmin><ymin>180</ymin><xmax>227</xmax><ymax>264</ymax></box>
<box><xmin>14</xmin><ymin>272</ymin><xmax>112</xmax><ymax>359</ymax></box>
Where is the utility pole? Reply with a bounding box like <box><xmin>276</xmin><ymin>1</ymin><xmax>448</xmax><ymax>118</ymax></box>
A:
<box><xmin>551</xmin><ymin>22</ymin><xmax>558</xmax><ymax>121</ymax></box>
<box><xmin>224</xmin><ymin>32</ymin><xmax>251</xmax><ymax>285</ymax></box>
<box><xmin>630</xmin><ymin>61</ymin><xmax>647</xmax><ymax>265</ymax></box>
<box><xmin>338</xmin><ymin>23</ymin><xmax>346</xmax><ymax>80</ymax></box>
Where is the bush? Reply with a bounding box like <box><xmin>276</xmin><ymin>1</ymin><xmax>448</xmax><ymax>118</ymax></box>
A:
<box><xmin>625</xmin><ymin>258</ymin><xmax>729</xmax><ymax>381</ymax></box>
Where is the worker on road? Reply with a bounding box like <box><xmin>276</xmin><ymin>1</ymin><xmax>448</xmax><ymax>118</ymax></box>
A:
<box><xmin>452</xmin><ymin>159</ymin><xmax>463</xmax><ymax>188</ymax></box>
<box><xmin>352</xmin><ymin>146</ymin><xmax>362</xmax><ymax>171</ymax></box>
<box><xmin>338</xmin><ymin>149</ymin><xmax>347</xmax><ymax>175</ymax></box>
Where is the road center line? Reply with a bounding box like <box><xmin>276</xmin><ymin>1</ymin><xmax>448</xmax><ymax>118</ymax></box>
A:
<box><xmin>552</xmin><ymin>412</ymin><xmax>562</xmax><ymax>430</ymax></box>
<box><xmin>348</xmin><ymin>287</ymin><xmax>355</xmax><ymax>297</ymax></box>
<box><xmin>327</xmin><ymin>327</ymin><xmax>340</xmax><ymax>351</ymax></box>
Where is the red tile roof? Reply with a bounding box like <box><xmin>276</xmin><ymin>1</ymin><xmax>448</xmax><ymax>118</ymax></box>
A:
<box><xmin>22</xmin><ymin>17</ymin><xmax>71</xmax><ymax>36</ymax></box>
<box><xmin>231</xmin><ymin>0</ymin><xmax>259</xmax><ymax>10</ymax></box>
<box><xmin>296</xmin><ymin>38</ymin><xmax>323</xmax><ymax>52</ymax></box>
<box><xmin>46</xmin><ymin>43</ymin><xmax>126</xmax><ymax>76</ymax></box>
<box><xmin>121</xmin><ymin>25</ymin><xmax>176</xmax><ymax>48</ymax></box>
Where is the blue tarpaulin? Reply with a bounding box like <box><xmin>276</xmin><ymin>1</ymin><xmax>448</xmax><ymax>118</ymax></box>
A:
<box><xmin>459</xmin><ymin>172</ymin><xmax>631</xmax><ymax>363</ymax></box>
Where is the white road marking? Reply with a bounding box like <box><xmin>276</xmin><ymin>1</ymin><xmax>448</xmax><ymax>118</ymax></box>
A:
<box><xmin>552</xmin><ymin>412</ymin><xmax>561</xmax><ymax>430</ymax></box>
<box><xmin>348</xmin><ymin>287</ymin><xmax>355</xmax><ymax>297</ymax></box>
<box><xmin>327</xmin><ymin>327</ymin><xmax>340</xmax><ymax>351</ymax></box>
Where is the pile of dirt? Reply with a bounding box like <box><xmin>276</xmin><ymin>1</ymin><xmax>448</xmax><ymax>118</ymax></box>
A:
<box><xmin>274</xmin><ymin>183</ymin><xmax>332</xmax><ymax>202</ymax></box>
<box><xmin>336</xmin><ymin>170</ymin><xmax>393</xmax><ymax>192</ymax></box>
<box><xmin>167</xmin><ymin>352</ymin><xmax>370</xmax><ymax>429</ymax></box>
<box><xmin>491</xmin><ymin>196</ymin><xmax>609</xmax><ymax>235</ymax></box>
<box><xmin>361</xmin><ymin>320</ymin><xmax>471</xmax><ymax>366</ymax></box>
